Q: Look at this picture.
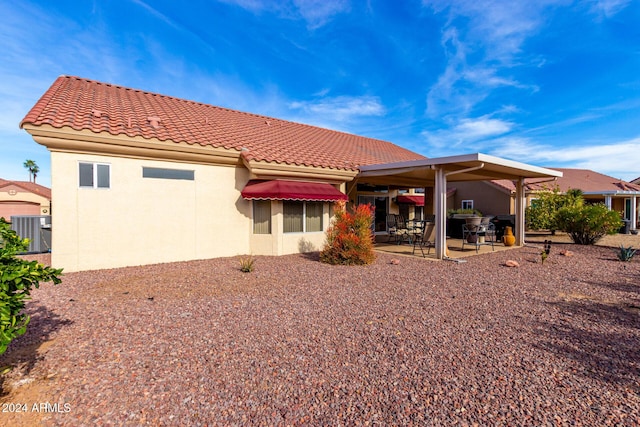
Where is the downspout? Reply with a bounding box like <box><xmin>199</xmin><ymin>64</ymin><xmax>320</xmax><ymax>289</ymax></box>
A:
<box><xmin>445</xmin><ymin>163</ymin><xmax>485</xmax><ymax>179</ymax></box>
<box><xmin>525</xmin><ymin>177</ymin><xmax>558</xmax><ymax>186</ymax></box>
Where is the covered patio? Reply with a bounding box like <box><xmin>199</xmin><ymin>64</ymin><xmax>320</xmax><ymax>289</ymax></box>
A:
<box><xmin>357</xmin><ymin>153</ymin><xmax>563</xmax><ymax>260</ymax></box>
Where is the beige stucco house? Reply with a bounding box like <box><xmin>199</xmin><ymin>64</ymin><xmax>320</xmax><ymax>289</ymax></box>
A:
<box><xmin>21</xmin><ymin>76</ymin><xmax>561</xmax><ymax>272</ymax></box>
<box><xmin>0</xmin><ymin>179</ymin><xmax>51</xmax><ymax>219</ymax></box>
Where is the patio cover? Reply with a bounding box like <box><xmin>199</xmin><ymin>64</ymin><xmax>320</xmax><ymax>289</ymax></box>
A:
<box><xmin>241</xmin><ymin>180</ymin><xmax>348</xmax><ymax>202</ymax></box>
<box><xmin>396</xmin><ymin>195</ymin><xmax>425</xmax><ymax>206</ymax></box>
<box><xmin>358</xmin><ymin>153</ymin><xmax>563</xmax><ymax>259</ymax></box>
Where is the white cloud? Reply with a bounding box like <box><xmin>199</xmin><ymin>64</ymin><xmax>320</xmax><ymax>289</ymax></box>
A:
<box><xmin>587</xmin><ymin>0</ymin><xmax>631</xmax><ymax>18</ymax></box>
<box><xmin>217</xmin><ymin>0</ymin><xmax>350</xmax><ymax>29</ymax></box>
<box><xmin>293</xmin><ymin>0</ymin><xmax>350</xmax><ymax>29</ymax></box>
<box><xmin>289</xmin><ymin>95</ymin><xmax>386</xmax><ymax>123</ymax></box>
<box><xmin>422</xmin><ymin>116</ymin><xmax>513</xmax><ymax>149</ymax></box>
<box><xmin>489</xmin><ymin>136</ymin><xmax>640</xmax><ymax>182</ymax></box>
<box><xmin>423</xmin><ymin>0</ymin><xmax>560</xmax><ymax>119</ymax></box>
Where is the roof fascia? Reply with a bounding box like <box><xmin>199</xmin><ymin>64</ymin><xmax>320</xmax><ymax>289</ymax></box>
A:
<box><xmin>23</xmin><ymin>124</ymin><xmax>242</xmax><ymax>167</ymax></box>
<box><xmin>583</xmin><ymin>191</ymin><xmax>640</xmax><ymax>196</ymax></box>
<box><xmin>242</xmin><ymin>157</ymin><xmax>357</xmax><ymax>184</ymax></box>
<box><xmin>359</xmin><ymin>152</ymin><xmax>563</xmax><ymax>179</ymax></box>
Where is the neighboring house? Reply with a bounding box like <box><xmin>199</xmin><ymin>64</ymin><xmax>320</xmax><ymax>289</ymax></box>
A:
<box><xmin>450</xmin><ymin>168</ymin><xmax>640</xmax><ymax>230</ymax></box>
<box><xmin>21</xmin><ymin>76</ymin><xmax>560</xmax><ymax>271</ymax></box>
<box><xmin>631</xmin><ymin>176</ymin><xmax>640</xmax><ymax>185</ymax></box>
<box><xmin>0</xmin><ymin>178</ymin><xmax>51</xmax><ymax>220</ymax></box>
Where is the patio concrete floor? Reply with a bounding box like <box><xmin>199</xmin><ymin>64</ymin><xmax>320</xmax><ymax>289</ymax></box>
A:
<box><xmin>374</xmin><ymin>234</ymin><xmax>519</xmax><ymax>261</ymax></box>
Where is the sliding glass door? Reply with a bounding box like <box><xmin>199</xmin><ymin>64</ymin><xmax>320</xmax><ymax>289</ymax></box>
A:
<box><xmin>358</xmin><ymin>195</ymin><xmax>389</xmax><ymax>233</ymax></box>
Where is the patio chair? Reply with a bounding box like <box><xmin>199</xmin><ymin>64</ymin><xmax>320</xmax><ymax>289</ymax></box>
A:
<box><xmin>462</xmin><ymin>223</ymin><xmax>495</xmax><ymax>253</ymax></box>
<box><xmin>413</xmin><ymin>221</ymin><xmax>436</xmax><ymax>257</ymax></box>
<box><xmin>386</xmin><ymin>214</ymin><xmax>398</xmax><ymax>243</ymax></box>
<box><xmin>395</xmin><ymin>215</ymin><xmax>412</xmax><ymax>244</ymax></box>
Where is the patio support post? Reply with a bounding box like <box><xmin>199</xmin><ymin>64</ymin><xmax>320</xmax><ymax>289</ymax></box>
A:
<box><xmin>605</xmin><ymin>195</ymin><xmax>612</xmax><ymax>210</ymax></box>
<box><xmin>515</xmin><ymin>177</ymin><xmax>526</xmax><ymax>246</ymax></box>
<box><xmin>434</xmin><ymin>167</ymin><xmax>447</xmax><ymax>259</ymax></box>
<box><xmin>632</xmin><ymin>196</ymin><xmax>638</xmax><ymax>230</ymax></box>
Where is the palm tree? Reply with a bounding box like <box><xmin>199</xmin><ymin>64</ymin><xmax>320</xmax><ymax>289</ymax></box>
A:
<box><xmin>31</xmin><ymin>164</ymin><xmax>40</xmax><ymax>183</ymax></box>
<box><xmin>23</xmin><ymin>159</ymin><xmax>38</xmax><ymax>183</ymax></box>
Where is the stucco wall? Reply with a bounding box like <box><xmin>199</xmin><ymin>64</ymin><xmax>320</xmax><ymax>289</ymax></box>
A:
<box><xmin>51</xmin><ymin>152</ymin><xmax>252</xmax><ymax>272</ymax></box>
<box><xmin>449</xmin><ymin>181</ymin><xmax>511</xmax><ymax>215</ymax></box>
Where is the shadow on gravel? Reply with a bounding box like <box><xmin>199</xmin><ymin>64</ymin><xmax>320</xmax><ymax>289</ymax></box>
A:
<box><xmin>533</xmin><ymin>299</ymin><xmax>640</xmax><ymax>390</ymax></box>
<box><xmin>0</xmin><ymin>303</ymin><xmax>72</xmax><ymax>397</ymax></box>
<box><xmin>584</xmin><ymin>275</ymin><xmax>640</xmax><ymax>297</ymax></box>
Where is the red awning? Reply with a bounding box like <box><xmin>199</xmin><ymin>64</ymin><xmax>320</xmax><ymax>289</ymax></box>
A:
<box><xmin>396</xmin><ymin>195</ymin><xmax>425</xmax><ymax>206</ymax></box>
<box><xmin>241</xmin><ymin>180</ymin><xmax>348</xmax><ymax>202</ymax></box>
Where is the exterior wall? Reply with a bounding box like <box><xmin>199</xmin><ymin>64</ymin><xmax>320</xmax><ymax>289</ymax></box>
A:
<box><xmin>0</xmin><ymin>183</ymin><xmax>50</xmax><ymax>219</ymax></box>
<box><xmin>250</xmin><ymin>201</ymin><xmax>330</xmax><ymax>256</ymax></box>
<box><xmin>51</xmin><ymin>152</ymin><xmax>252</xmax><ymax>272</ymax></box>
<box><xmin>449</xmin><ymin>181</ymin><xmax>511</xmax><ymax>215</ymax></box>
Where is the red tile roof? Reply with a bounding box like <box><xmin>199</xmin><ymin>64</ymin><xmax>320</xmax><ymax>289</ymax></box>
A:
<box><xmin>492</xmin><ymin>168</ymin><xmax>640</xmax><ymax>193</ymax></box>
<box><xmin>0</xmin><ymin>179</ymin><xmax>52</xmax><ymax>199</ymax></box>
<box><xmin>21</xmin><ymin>76</ymin><xmax>426</xmax><ymax>171</ymax></box>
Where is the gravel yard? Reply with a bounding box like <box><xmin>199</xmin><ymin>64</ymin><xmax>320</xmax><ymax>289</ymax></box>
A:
<box><xmin>2</xmin><ymin>241</ymin><xmax>640</xmax><ymax>425</ymax></box>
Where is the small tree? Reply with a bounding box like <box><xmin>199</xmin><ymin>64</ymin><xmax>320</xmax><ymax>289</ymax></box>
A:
<box><xmin>556</xmin><ymin>203</ymin><xmax>622</xmax><ymax>245</ymax></box>
<box><xmin>320</xmin><ymin>201</ymin><xmax>376</xmax><ymax>265</ymax></box>
<box><xmin>0</xmin><ymin>218</ymin><xmax>62</xmax><ymax>355</ymax></box>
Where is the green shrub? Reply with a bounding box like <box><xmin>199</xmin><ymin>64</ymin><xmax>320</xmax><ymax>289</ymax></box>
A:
<box><xmin>556</xmin><ymin>203</ymin><xmax>623</xmax><ymax>245</ymax></box>
<box><xmin>0</xmin><ymin>218</ymin><xmax>62</xmax><ymax>355</ymax></box>
<box><xmin>615</xmin><ymin>245</ymin><xmax>636</xmax><ymax>262</ymax></box>
<box><xmin>320</xmin><ymin>201</ymin><xmax>375</xmax><ymax>265</ymax></box>
<box><xmin>526</xmin><ymin>186</ymin><xmax>583</xmax><ymax>232</ymax></box>
<box><xmin>447</xmin><ymin>208</ymin><xmax>482</xmax><ymax>217</ymax></box>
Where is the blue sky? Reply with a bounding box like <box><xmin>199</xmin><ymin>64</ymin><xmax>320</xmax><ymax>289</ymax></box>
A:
<box><xmin>1</xmin><ymin>0</ymin><xmax>639</xmax><ymax>188</ymax></box>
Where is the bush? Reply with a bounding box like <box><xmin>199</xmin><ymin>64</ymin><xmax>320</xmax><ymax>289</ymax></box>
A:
<box><xmin>238</xmin><ymin>255</ymin><xmax>255</xmax><ymax>272</ymax></box>
<box><xmin>447</xmin><ymin>208</ymin><xmax>482</xmax><ymax>217</ymax></box>
<box><xmin>0</xmin><ymin>218</ymin><xmax>63</xmax><ymax>355</ymax></box>
<box><xmin>320</xmin><ymin>201</ymin><xmax>375</xmax><ymax>265</ymax></box>
<box><xmin>526</xmin><ymin>186</ymin><xmax>583</xmax><ymax>232</ymax></box>
<box><xmin>556</xmin><ymin>203</ymin><xmax>623</xmax><ymax>245</ymax></box>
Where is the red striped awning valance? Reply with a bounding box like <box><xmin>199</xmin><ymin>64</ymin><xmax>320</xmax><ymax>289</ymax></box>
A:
<box><xmin>396</xmin><ymin>195</ymin><xmax>425</xmax><ymax>206</ymax></box>
<box><xmin>241</xmin><ymin>180</ymin><xmax>348</xmax><ymax>202</ymax></box>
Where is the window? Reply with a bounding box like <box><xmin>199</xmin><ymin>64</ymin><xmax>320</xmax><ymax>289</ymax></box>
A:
<box><xmin>143</xmin><ymin>167</ymin><xmax>194</xmax><ymax>180</ymax></box>
<box><xmin>305</xmin><ymin>202</ymin><xmax>323</xmax><ymax>232</ymax></box>
<box><xmin>79</xmin><ymin>162</ymin><xmax>110</xmax><ymax>188</ymax></box>
<box><xmin>284</xmin><ymin>201</ymin><xmax>324</xmax><ymax>233</ymax></box>
<box><xmin>284</xmin><ymin>201</ymin><xmax>304</xmax><ymax>232</ymax></box>
<box><xmin>253</xmin><ymin>201</ymin><xmax>271</xmax><ymax>234</ymax></box>
<box><xmin>461</xmin><ymin>200</ymin><xmax>474</xmax><ymax>210</ymax></box>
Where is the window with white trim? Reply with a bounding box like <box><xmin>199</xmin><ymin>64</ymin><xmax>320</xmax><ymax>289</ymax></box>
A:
<box><xmin>461</xmin><ymin>200</ymin><xmax>474</xmax><ymax>210</ymax></box>
<box><xmin>79</xmin><ymin>162</ymin><xmax>110</xmax><ymax>189</ymax></box>
<box><xmin>283</xmin><ymin>201</ymin><xmax>323</xmax><ymax>233</ymax></box>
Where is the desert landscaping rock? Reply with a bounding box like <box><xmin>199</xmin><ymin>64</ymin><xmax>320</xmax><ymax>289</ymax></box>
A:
<box><xmin>2</xmin><ymin>241</ymin><xmax>639</xmax><ymax>425</ymax></box>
